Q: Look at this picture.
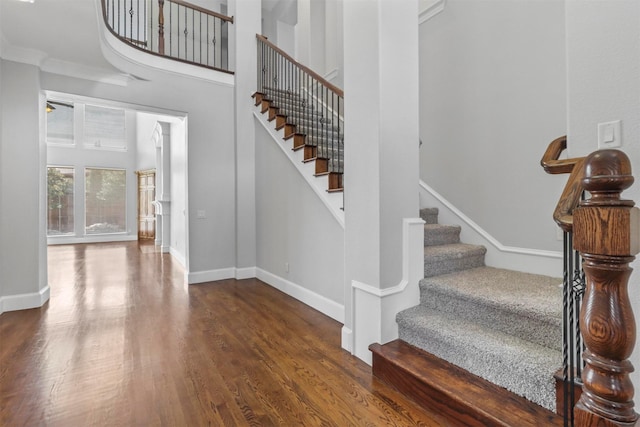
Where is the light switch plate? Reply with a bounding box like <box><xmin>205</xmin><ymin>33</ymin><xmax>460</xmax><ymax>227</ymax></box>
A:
<box><xmin>598</xmin><ymin>120</ymin><xmax>622</xmax><ymax>148</ymax></box>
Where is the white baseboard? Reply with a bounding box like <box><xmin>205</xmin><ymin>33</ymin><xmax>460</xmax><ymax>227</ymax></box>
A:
<box><xmin>0</xmin><ymin>285</ymin><xmax>50</xmax><ymax>315</ymax></box>
<box><xmin>341</xmin><ymin>326</ymin><xmax>353</xmax><ymax>353</ymax></box>
<box><xmin>186</xmin><ymin>267</ymin><xmax>236</xmax><ymax>284</ymax></box>
<box><xmin>169</xmin><ymin>247</ymin><xmax>186</xmax><ymax>269</ymax></box>
<box><xmin>47</xmin><ymin>234</ymin><xmax>138</xmax><ymax>245</ymax></box>
<box><xmin>256</xmin><ymin>268</ymin><xmax>344</xmax><ymax>323</ymax></box>
<box><xmin>235</xmin><ymin>267</ymin><xmax>256</xmax><ymax>280</ymax></box>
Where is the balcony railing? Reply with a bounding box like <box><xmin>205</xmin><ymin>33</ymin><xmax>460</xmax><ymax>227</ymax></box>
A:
<box><xmin>101</xmin><ymin>0</ymin><xmax>233</xmax><ymax>73</ymax></box>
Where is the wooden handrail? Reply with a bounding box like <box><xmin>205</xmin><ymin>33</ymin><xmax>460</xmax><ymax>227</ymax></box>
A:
<box><xmin>541</xmin><ymin>136</ymin><xmax>586</xmax><ymax>232</ymax></box>
<box><xmin>541</xmin><ymin>136</ymin><xmax>584</xmax><ymax>175</ymax></box>
<box><xmin>169</xmin><ymin>0</ymin><xmax>234</xmax><ymax>23</ymax></box>
<box><xmin>256</xmin><ymin>34</ymin><xmax>344</xmax><ymax>98</ymax></box>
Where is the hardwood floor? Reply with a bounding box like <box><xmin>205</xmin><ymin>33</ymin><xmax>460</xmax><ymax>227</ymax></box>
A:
<box><xmin>1</xmin><ymin>242</ymin><xmax>448</xmax><ymax>426</ymax></box>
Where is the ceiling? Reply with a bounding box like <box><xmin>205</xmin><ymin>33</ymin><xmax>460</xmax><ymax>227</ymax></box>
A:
<box><xmin>0</xmin><ymin>0</ymin><xmax>125</xmax><ymax>72</ymax></box>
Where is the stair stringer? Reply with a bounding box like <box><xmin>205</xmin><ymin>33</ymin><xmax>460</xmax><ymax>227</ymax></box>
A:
<box><xmin>253</xmin><ymin>109</ymin><xmax>344</xmax><ymax>226</ymax></box>
<box><xmin>419</xmin><ymin>180</ymin><xmax>562</xmax><ymax>277</ymax></box>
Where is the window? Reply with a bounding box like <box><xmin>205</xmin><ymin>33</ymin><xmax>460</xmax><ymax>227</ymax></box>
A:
<box><xmin>85</xmin><ymin>168</ymin><xmax>127</xmax><ymax>234</ymax></box>
<box><xmin>46</xmin><ymin>101</ymin><xmax>74</xmax><ymax>145</ymax></box>
<box><xmin>84</xmin><ymin>105</ymin><xmax>127</xmax><ymax>150</ymax></box>
<box><xmin>47</xmin><ymin>167</ymin><xmax>75</xmax><ymax>235</ymax></box>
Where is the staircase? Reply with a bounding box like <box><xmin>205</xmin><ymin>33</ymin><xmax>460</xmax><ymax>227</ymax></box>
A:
<box><xmin>254</xmin><ymin>87</ymin><xmax>344</xmax><ymax>193</ymax></box>
<box><xmin>372</xmin><ymin>207</ymin><xmax>565</xmax><ymax>425</ymax></box>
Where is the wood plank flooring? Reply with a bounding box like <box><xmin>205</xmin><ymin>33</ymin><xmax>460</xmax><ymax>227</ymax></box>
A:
<box><xmin>0</xmin><ymin>242</ymin><xmax>449</xmax><ymax>426</ymax></box>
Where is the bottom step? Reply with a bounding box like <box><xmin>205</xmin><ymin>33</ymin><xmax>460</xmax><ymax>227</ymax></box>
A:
<box><xmin>369</xmin><ymin>340</ymin><xmax>564</xmax><ymax>427</ymax></box>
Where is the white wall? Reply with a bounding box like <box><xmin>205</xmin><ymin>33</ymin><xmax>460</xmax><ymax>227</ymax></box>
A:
<box><xmin>136</xmin><ymin>112</ymin><xmax>158</xmax><ymax>171</ymax></box>
<box><xmin>170</xmin><ymin>119</ymin><xmax>187</xmax><ymax>266</ymax></box>
<box><xmin>254</xmin><ymin>122</ymin><xmax>344</xmax><ymax>310</ymax></box>
<box><xmin>419</xmin><ymin>0</ymin><xmax>567</xmax><ymax>253</ymax></box>
<box><xmin>0</xmin><ymin>58</ymin><xmax>4</xmax><ymax>307</ymax></box>
<box><xmin>261</xmin><ymin>0</ymin><xmax>296</xmax><ymax>49</ymax></box>
<box><xmin>0</xmin><ymin>60</ymin><xmax>49</xmax><ymax>313</ymax></box>
<box><xmin>324</xmin><ymin>0</ymin><xmax>343</xmax><ymax>87</ymax></box>
<box><xmin>564</xmin><ymin>0</ymin><xmax>640</xmax><ymax>396</ymax></box>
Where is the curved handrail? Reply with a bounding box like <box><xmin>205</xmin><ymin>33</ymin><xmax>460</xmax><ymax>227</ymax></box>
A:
<box><xmin>171</xmin><ymin>0</ymin><xmax>233</xmax><ymax>22</ymax></box>
<box><xmin>256</xmin><ymin>34</ymin><xmax>344</xmax><ymax>98</ymax></box>
<box><xmin>540</xmin><ymin>136</ymin><xmax>586</xmax><ymax>232</ymax></box>
<box><xmin>100</xmin><ymin>0</ymin><xmax>234</xmax><ymax>74</ymax></box>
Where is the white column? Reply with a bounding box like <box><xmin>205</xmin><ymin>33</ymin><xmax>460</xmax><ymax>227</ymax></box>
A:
<box><xmin>229</xmin><ymin>0</ymin><xmax>261</xmax><ymax>278</ymax></box>
<box><xmin>343</xmin><ymin>0</ymin><xmax>421</xmax><ymax>363</ymax></box>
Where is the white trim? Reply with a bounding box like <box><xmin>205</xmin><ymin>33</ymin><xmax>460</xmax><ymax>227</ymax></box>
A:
<box><xmin>350</xmin><ymin>218</ymin><xmax>425</xmax><ymax>362</ymax></box>
<box><xmin>256</xmin><ymin>268</ymin><xmax>344</xmax><ymax>323</ymax></box>
<box><xmin>235</xmin><ymin>267</ymin><xmax>257</xmax><ymax>280</ymax></box>
<box><xmin>254</xmin><ymin>110</ymin><xmax>345</xmax><ymax>227</ymax></box>
<box><xmin>419</xmin><ymin>180</ymin><xmax>563</xmax><ymax>276</ymax></box>
<box><xmin>187</xmin><ymin>267</ymin><xmax>236</xmax><ymax>284</ymax></box>
<box><xmin>0</xmin><ymin>285</ymin><xmax>50</xmax><ymax>315</ymax></box>
<box><xmin>419</xmin><ymin>0</ymin><xmax>446</xmax><ymax>25</ymax></box>
<box><xmin>170</xmin><ymin>247</ymin><xmax>186</xmax><ymax>269</ymax></box>
<box><xmin>47</xmin><ymin>234</ymin><xmax>138</xmax><ymax>245</ymax></box>
<box><xmin>341</xmin><ymin>326</ymin><xmax>353</xmax><ymax>353</ymax></box>
<box><xmin>44</xmin><ymin>90</ymin><xmax>188</xmax><ymax>119</ymax></box>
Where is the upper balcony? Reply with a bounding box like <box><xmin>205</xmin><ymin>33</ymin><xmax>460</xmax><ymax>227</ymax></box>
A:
<box><xmin>99</xmin><ymin>0</ymin><xmax>235</xmax><ymax>84</ymax></box>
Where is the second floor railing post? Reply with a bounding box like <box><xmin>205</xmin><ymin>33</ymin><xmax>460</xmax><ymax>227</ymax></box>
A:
<box><xmin>573</xmin><ymin>149</ymin><xmax>639</xmax><ymax>427</ymax></box>
<box><xmin>158</xmin><ymin>0</ymin><xmax>165</xmax><ymax>55</ymax></box>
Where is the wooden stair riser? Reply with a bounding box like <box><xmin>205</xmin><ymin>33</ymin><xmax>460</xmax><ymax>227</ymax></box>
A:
<box><xmin>315</xmin><ymin>158</ymin><xmax>328</xmax><ymax>175</ymax></box>
<box><xmin>292</xmin><ymin>134</ymin><xmax>306</xmax><ymax>150</ymax></box>
<box><xmin>275</xmin><ymin>114</ymin><xmax>287</xmax><ymax>130</ymax></box>
<box><xmin>268</xmin><ymin>106</ymin><xmax>279</xmax><ymax>121</ymax></box>
<box><xmin>328</xmin><ymin>172</ymin><xmax>343</xmax><ymax>191</ymax></box>
<box><xmin>284</xmin><ymin>124</ymin><xmax>296</xmax><ymax>139</ymax></box>
<box><xmin>261</xmin><ymin>99</ymin><xmax>271</xmax><ymax>114</ymax></box>
<box><xmin>303</xmin><ymin>145</ymin><xmax>316</xmax><ymax>161</ymax></box>
<box><xmin>253</xmin><ymin>92</ymin><xmax>264</xmax><ymax>106</ymax></box>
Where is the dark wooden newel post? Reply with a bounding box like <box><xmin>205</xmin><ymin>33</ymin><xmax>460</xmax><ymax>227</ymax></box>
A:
<box><xmin>573</xmin><ymin>149</ymin><xmax>640</xmax><ymax>426</ymax></box>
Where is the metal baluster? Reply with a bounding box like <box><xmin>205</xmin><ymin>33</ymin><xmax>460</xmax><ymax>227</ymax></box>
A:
<box><xmin>184</xmin><ymin>6</ymin><xmax>188</xmax><ymax>60</ymax></box>
<box><xmin>191</xmin><ymin>9</ymin><xmax>194</xmax><ymax>62</ymax></box>
<box><xmin>150</xmin><ymin>0</ymin><xmax>153</xmax><ymax>53</ymax></box>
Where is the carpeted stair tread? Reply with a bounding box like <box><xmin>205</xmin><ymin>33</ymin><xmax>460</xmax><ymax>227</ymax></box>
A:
<box><xmin>420</xmin><ymin>207</ymin><xmax>439</xmax><ymax>224</ymax></box>
<box><xmin>424</xmin><ymin>224</ymin><xmax>460</xmax><ymax>246</ymax></box>
<box><xmin>419</xmin><ymin>266</ymin><xmax>562</xmax><ymax>350</ymax></box>
<box><xmin>397</xmin><ymin>304</ymin><xmax>560</xmax><ymax>411</ymax></box>
<box><xmin>423</xmin><ymin>243</ymin><xmax>485</xmax><ymax>277</ymax></box>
